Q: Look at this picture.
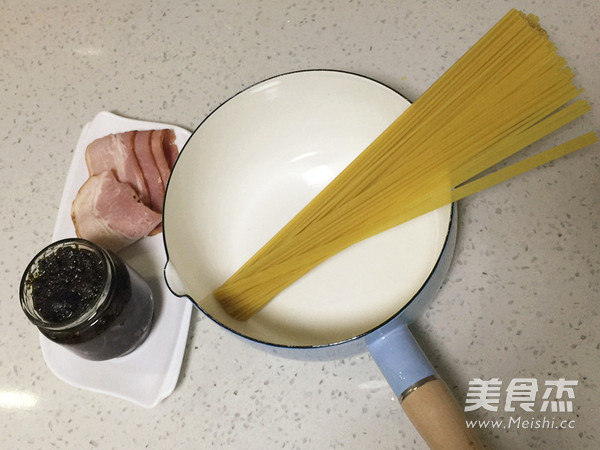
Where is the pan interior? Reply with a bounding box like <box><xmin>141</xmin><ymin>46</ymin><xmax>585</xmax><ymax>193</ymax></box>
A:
<box><xmin>163</xmin><ymin>71</ymin><xmax>451</xmax><ymax>347</ymax></box>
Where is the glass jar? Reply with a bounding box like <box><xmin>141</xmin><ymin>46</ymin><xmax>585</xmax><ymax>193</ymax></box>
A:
<box><xmin>20</xmin><ymin>238</ymin><xmax>154</xmax><ymax>361</ymax></box>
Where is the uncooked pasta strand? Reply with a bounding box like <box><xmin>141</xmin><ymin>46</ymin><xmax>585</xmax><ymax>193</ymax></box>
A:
<box><xmin>217</xmin><ymin>133</ymin><xmax>597</xmax><ymax>320</ymax></box>
<box><xmin>236</xmin><ymin>97</ymin><xmax>591</xmax><ymax>276</ymax></box>
<box><xmin>241</xmin><ymin>12</ymin><xmax>564</xmax><ymax>257</ymax></box>
<box><xmin>213</xmin><ymin>9</ymin><xmax>598</xmax><ymax>320</ymax></box>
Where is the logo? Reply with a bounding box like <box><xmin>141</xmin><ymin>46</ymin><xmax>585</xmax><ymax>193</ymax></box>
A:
<box><xmin>463</xmin><ymin>378</ymin><xmax>578</xmax><ymax>430</ymax></box>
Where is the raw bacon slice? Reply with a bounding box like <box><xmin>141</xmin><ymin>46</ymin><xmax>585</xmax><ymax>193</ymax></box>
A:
<box><xmin>164</xmin><ymin>130</ymin><xmax>178</xmax><ymax>169</ymax></box>
<box><xmin>71</xmin><ymin>171</ymin><xmax>162</xmax><ymax>252</ymax></box>
<box><xmin>72</xmin><ymin>128</ymin><xmax>180</xmax><ymax>252</ymax></box>
<box><xmin>134</xmin><ymin>130</ymin><xmax>165</xmax><ymax>213</ymax></box>
<box><xmin>150</xmin><ymin>129</ymin><xmax>178</xmax><ymax>190</ymax></box>
<box><xmin>85</xmin><ymin>132</ymin><xmax>151</xmax><ymax>206</ymax></box>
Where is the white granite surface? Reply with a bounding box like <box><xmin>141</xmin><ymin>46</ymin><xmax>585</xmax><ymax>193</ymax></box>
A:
<box><xmin>2</xmin><ymin>1</ymin><xmax>599</xmax><ymax>449</ymax></box>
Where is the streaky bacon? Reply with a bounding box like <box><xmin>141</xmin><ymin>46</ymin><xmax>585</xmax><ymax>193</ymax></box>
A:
<box><xmin>85</xmin><ymin>132</ymin><xmax>151</xmax><ymax>206</ymax></box>
<box><xmin>72</xmin><ymin>171</ymin><xmax>162</xmax><ymax>252</ymax></box>
<box><xmin>134</xmin><ymin>130</ymin><xmax>165</xmax><ymax>213</ymax></box>
<box><xmin>74</xmin><ymin>128</ymin><xmax>179</xmax><ymax>251</ymax></box>
<box><xmin>150</xmin><ymin>129</ymin><xmax>178</xmax><ymax>190</ymax></box>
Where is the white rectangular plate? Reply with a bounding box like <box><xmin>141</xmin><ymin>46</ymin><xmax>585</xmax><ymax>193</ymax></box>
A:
<box><xmin>40</xmin><ymin>111</ymin><xmax>193</xmax><ymax>408</ymax></box>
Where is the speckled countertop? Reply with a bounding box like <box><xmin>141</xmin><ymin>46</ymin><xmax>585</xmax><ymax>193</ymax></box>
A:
<box><xmin>2</xmin><ymin>1</ymin><xmax>599</xmax><ymax>449</ymax></box>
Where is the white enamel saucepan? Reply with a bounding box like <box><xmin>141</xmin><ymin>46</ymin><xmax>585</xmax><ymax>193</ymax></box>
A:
<box><xmin>163</xmin><ymin>70</ymin><xmax>481</xmax><ymax>449</ymax></box>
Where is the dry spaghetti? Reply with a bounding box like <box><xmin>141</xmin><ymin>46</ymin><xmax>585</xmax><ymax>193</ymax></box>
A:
<box><xmin>214</xmin><ymin>9</ymin><xmax>598</xmax><ymax>320</ymax></box>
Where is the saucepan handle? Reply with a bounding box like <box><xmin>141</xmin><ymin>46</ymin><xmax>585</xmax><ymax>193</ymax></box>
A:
<box><xmin>366</xmin><ymin>324</ymin><xmax>482</xmax><ymax>450</ymax></box>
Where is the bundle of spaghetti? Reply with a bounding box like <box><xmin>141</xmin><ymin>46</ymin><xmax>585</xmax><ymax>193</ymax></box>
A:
<box><xmin>214</xmin><ymin>9</ymin><xmax>598</xmax><ymax>320</ymax></box>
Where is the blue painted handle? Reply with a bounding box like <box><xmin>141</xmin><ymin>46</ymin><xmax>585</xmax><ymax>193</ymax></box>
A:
<box><xmin>366</xmin><ymin>321</ymin><xmax>436</xmax><ymax>397</ymax></box>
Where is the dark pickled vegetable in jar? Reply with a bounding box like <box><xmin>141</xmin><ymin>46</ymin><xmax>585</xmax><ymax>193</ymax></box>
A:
<box><xmin>28</xmin><ymin>244</ymin><xmax>107</xmax><ymax>324</ymax></box>
<box><xmin>20</xmin><ymin>238</ymin><xmax>154</xmax><ymax>361</ymax></box>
